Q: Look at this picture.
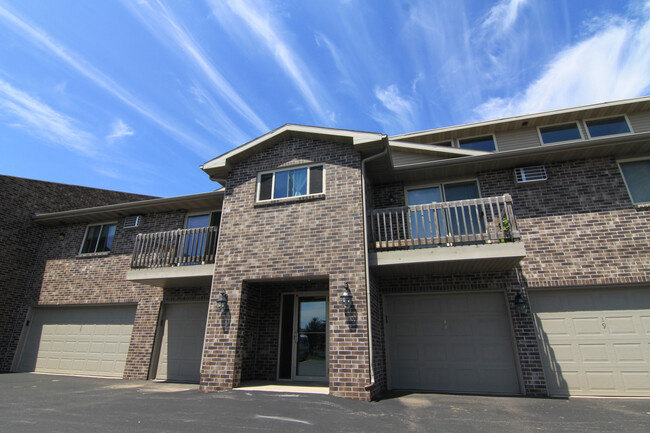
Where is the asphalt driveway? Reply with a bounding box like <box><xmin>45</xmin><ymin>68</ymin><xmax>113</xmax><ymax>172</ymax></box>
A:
<box><xmin>0</xmin><ymin>373</ymin><xmax>648</xmax><ymax>433</ymax></box>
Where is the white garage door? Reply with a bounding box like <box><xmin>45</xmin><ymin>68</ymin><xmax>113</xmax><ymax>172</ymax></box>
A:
<box><xmin>386</xmin><ymin>292</ymin><xmax>520</xmax><ymax>394</ymax></box>
<box><xmin>530</xmin><ymin>288</ymin><xmax>650</xmax><ymax>397</ymax></box>
<box><xmin>16</xmin><ymin>306</ymin><xmax>136</xmax><ymax>378</ymax></box>
<box><xmin>155</xmin><ymin>302</ymin><xmax>208</xmax><ymax>383</ymax></box>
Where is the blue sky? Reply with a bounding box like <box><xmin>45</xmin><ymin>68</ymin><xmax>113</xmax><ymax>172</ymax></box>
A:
<box><xmin>1</xmin><ymin>0</ymin><xmax>649</xmax><ymax>198</ymax></box>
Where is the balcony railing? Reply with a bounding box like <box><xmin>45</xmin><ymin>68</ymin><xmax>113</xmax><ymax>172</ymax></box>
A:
<box><xmin>131</xmin><ymin>226</ymin><xmax>218</xmax><ymax>269</ymax></box>
<box><xmin>370</xmin><ymin>194</ymin><xmax>520</xmax><ymax>251</ymax></box>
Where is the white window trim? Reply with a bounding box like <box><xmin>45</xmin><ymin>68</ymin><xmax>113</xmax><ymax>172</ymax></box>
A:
<box><xmin>256</xmin><ymin>163</ymin><xmax>326</xmax><ymax>202</ymax></box>
<box><xmin>583</xmin><ymin>114</ymin><xmax>634</xmax><ymax>139</ymax></box>
<box><xmin>404</xmin><ymin>179</ymin><xmax>482</xmax><ymax>205</ymax></box>
<box><xmin>455</xmin><ymin>134</ymin><xmax>499</xmax><ymax>152</ymax></box>
<box><xmin>537</xmin><ymin>121</ymin><xmax>584</xmax><ymax>146</ymax></box>
<box><xmin>617</xmin><ymin>157</ymin><xmax>650</xmax><ymax>206</ymax></box>
<box><xmin>78</xmin><ymin>221</ymin><xmax>118</xmax><ymax>255</ymax></box>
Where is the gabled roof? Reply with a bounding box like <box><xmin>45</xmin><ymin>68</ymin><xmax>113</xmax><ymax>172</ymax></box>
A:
<box><xmin>201</xmin><ymin>124</ymin><xmax>386</xmax><ymax>182</ymax></box>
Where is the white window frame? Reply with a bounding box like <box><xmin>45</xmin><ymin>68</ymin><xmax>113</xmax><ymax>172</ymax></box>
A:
<box><xmin>617</xmin><ymin>157</ymin><xmax>650</xmax><ymax>206</ymax></box>
<box><xmin>455</xmin><ymin>134</ymin><xmax>499</xmax><ymax>152</ymax></box>
<box><xmin>583</xmin><ymin>114</ymin><xmax>633</xmax><ymax>139</ymax></box>
<box><xmin>79</xmin><ymin>221</ymin><xmax>118</xmax><ymax>255</ymax></box>
<box><xmin>537</xmin><ymin>121</ymin><xmax>584</xmax><ymax>145</ymax></box>
<box><xmin>256</xmin><ymin>163</ymin><xmax>326</xmax><ymax>202</ymax></box>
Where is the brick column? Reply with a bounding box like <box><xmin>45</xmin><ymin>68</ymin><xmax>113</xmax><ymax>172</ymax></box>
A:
<box><xmin>123</xmin><ymin>299</ymin><xmax>161</xmax><ymax>379</ymax></box>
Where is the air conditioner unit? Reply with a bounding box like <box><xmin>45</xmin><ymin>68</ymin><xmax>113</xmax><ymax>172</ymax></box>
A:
<box><xmin>123</xmin><ymin>215</ymin><xmax>142</xmax><ymax>228</ymax></box>
<box><xmin>514</xmin><ymin>166</ymin><xmax>547</xmax><ymax>183</ymax></box>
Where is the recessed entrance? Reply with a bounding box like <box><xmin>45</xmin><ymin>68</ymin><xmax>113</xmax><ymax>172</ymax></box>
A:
<box><xmin>278</xmin><ymin>293</ymin><xmax>328</xmax><ymax>382</ymax></box>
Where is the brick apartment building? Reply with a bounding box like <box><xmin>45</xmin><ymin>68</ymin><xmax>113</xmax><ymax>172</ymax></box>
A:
<box><xmin>1</xmin><ymin>96</ymin><xmax>649</xmax><ymax>400</ymax></box>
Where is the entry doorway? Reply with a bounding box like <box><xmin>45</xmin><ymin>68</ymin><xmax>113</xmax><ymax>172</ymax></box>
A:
<box><xmin>277</xmin><ymin>293</ymin><xmax>328</xmax><ymax>382</ymax></box>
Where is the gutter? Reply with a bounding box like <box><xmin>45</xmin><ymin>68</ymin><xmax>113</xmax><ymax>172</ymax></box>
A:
<box><xmin>360</xmin><ymin>139</ymin><xmax>389</xmax><ymax>391</ymax></box>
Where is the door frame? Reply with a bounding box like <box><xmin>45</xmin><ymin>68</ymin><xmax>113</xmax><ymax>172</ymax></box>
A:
<box><xmin>276</xmin><ymin>291</ymin><xmax>329</xmax><ymax>383</ymax></box>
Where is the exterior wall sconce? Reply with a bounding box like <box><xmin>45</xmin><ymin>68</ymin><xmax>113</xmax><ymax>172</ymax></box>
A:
<box><xmin>340</xmin><ymin>282</ymin><xmax>353</xmax><ymax>311</ymax></box>
<box><xmin>58</xmin><ymin>233</ymin><xmax>65</xmax><ymax>240</ymax></box>
<box><xmin>216</xmin><ymin>292</ymin><xmax>229</xmax><ymax>313</ymax></box>
<box><xmin>514</xmin><ymin>293</ymin><xmax>527</xmax><ymax>314</ymax></box>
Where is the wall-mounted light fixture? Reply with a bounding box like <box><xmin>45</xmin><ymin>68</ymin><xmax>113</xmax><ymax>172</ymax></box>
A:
<box><xmin>514</xmin><ymin>293</ymin><xmax>527</xmax><ymax>314</ymax></box>
<box><xmin>216</xmin><ymin>292</ymin><xmax>229</xmax><ymax>313</ymax></box>
<box><xmin>340</xmin><ymin>282</ymin><xmax>353</xmax><ymax>311</ymax></box>
<box><xmin>388</xmin><ymin>194</ymin><xmax>397</xmax><ymax>206</ymax></box>
<box><xmin>58</xmin><ymin>233</ymin><xmax>65</xmax><ymax>240</ymax></box>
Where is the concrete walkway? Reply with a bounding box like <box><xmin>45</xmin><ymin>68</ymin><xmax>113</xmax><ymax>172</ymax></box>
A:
<box><xmin>1</xmin><ymin>373</ymin><xmax>648</xmax><ymax>432</ymax></box>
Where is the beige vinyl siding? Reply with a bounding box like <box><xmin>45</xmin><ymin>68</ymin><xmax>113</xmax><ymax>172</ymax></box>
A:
<box><xmin>494</xmin><ymin>128</ymin><xmax>541</xmax><ymax>152</ymax></box>
<box><xmin>391</xmin><ymin>150</ymin><xmax>449</xmax><ymax>168</ymax></box>
<box><xmin>627</xmin><ymin>111</ymin><xmax>650</xmax><ymax>133</ymax></box>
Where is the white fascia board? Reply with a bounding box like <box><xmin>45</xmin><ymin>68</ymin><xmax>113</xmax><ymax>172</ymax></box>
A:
<box><xmin>389</xmin><ymin>141</ymin><xmax>490</xmax><ymax>157</ymax></box>
<box><xmin>201</xmin><ymin>124</ymin><xmax>384</xmax><ymax>171</ymax></box>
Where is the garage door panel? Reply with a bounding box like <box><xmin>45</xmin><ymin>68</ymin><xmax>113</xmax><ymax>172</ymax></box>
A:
<box><xmin>155</xmin><ymin>302</ymin><xmax>208</xmax><ymax>383</ymax></box>
<box><xmin>531</xmin><ymin>288</ymin><xmax>650</xmax><ymax>397</ymax></box>
<box><xmin>387</xmin><ymin>292</ymin><xmax>520</xmax><ymax>394</ymax></box>
<box><xmin>17</xmin><ymin>306</ymin><xmax>136</xmax><ymax>378</ymax></box>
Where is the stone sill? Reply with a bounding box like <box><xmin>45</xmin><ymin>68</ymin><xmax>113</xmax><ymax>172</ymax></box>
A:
<box><xmin>76</xmin><ymin>252</ymin><xmax>111</xmax><ymax>259</ymax></box>
<box><xmin>254</xmin><ymin>193</ymin><xmax>326</xmax><ymax>208</ymax></box>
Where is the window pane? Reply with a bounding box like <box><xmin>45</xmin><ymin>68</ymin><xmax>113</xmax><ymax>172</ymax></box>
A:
<box><xmin>587</xmin><ymin>117</ymin><xmax>630</xmax><ymax>137</ymax></box>
<box><xmin>407</xmin><ymin>187</ymin><xmax>444</xmax><ymax>239</ymax></box>
<box><xmin>540</xmin><ymin>123</ymin><xmax>581</xmax><ymax>143</ymax></box>
<box><xmin>96</xmin><ymin>224</ymin><xmax>116</xmax><ymax>252</ymax></box>
<box><xmin>443</xmin><ymin>181</ymin><xmax>479</xmax><ymax>201</ymax></box>
<box><xmin>186</xmin><ymin>214</ymin><xmax>210</xmax><ymax>228</ymax></box>
<box><xmin>309</xmin><ymin>166</ymin><xmax>323</xmax><ymax>194</ymax></box>
<box><xmin>620</xmin><ymin>160</ymin><xmax>650</xmax><ymax>203</ymax></box>
<box><xmin>81</xmin><ymin>225</ymin><xmax>101</xmax><ymax>253</ymax></box>
<box><xmin>292</xmin><ymin>168</ymin><xmax>308</xmax><ymax>197</ymax></box>
<box><xmin>407</xmin><ymin>187</ymin><xmax>442</xmax><ymax>205</ymax></box>
<box><xmin>458</xmin><ymin>136</ymin><xmax>495</xmax><ymax>151</ymax></box>
<box><xmin>274</xmin><ymin>170</ymin><xmax>289</xmax><ymax>199</ymax></box>
<box><xmin>259</xmin><ymin>173</ymin><xmax>273</xmax><ymax>200</ymax></box>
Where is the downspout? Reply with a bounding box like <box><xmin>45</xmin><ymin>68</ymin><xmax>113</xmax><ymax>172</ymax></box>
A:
<box><xmin>360</xmin><ymin>139</ymin><xmax>389</xmax><ymax>390</ymax></box>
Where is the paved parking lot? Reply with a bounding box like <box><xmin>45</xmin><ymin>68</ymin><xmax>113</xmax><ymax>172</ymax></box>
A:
<box><xmin>0</xmin><ymin>373</ymin><xmax>649</xmax><ymax>432</ymax></box>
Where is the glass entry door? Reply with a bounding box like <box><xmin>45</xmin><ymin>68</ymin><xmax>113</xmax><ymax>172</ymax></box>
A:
<box><xmin>294</xmin><ymin>296</ymin><xmax>327</xmax><ymax>380</ymax></box>
<box><xmin>278</xmin><ymin>293</ymin><xmax>328</xmax><ymax>382</ymax></box>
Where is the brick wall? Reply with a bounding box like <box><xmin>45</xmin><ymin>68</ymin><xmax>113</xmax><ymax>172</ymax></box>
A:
<box><xmin>367</xmin><ymin>155</ymin><xmax>649</xmax><ymax>396</ymax></box>
<box><xmin>0</xmin><ymin>175</ymin><xmax>154</xmax><ymax>371</ymax></box>
<box><xmin>200</xmin><ymin>135</ymin><xmax>373</xmax><ymax>400</ymax></box>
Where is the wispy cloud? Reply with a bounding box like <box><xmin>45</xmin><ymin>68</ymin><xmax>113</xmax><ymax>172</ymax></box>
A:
<box><xmin>0</xmin><ymin>3</ymin><xmax>213</xmax><ymax>156</ymax></box>
<box><xmin>474</xmin><ymin>14</ymin><xmax>650</xmax><ymax>120</ymax></box>
<box><xmin>0</xmin><ymin>77</ymin><xmax>96</xmax><ymax>155</ymax></box>
<box><xmin>106</xmin><ymin>119</ymin><xmax>134</xmax><ymax>142</ymax></box>
<box><xmin>121</xmin><ymin>0</ymin><xmax>267</xmax><ymax>134</ymax></box>
<box><xmin>188</xmin><ymin>83</ymin><xmax>249</xmax><ymax>145</ymax></box>
<box><xmin>372</xmin><ymin>85</ymin><xmax>415</xmax><ymax>133</ymax></box>
<box><xmin>481</xmin><ymin>0</ymin><xmax>528</xmax><ymax>35</ymax></box>
<box><xmin>207</xmin><ymin>0</ymin><xmax>334</xmax><ymax>125</ymax></box>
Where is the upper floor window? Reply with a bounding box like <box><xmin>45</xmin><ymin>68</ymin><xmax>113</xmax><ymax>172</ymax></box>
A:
<box><xmin>80</xmin><ymin>223</ymin><xmax>116</xmax><ymax>254</ymax></box>
<box><xmin>458</xmin><ymin>135</ymin><xmax>496</xmax><ymax>151</ymax></box>
<box><xmin>585</xmin><ymin>116</ymin><xmax>631</xmax><ymax>138</ymax></box>
<box><xmin>257</xmin><ymin>164</ymin><xmax>324</xmax><ymax>201</ymax></box>
<box><xmin>539</xmin><ymin>123</ymin><xmax>582</xmax><ymax>144</ymax></box>
<box><xmin>619</xmin><ymin>159</ymin><xmax>650</xmax><ymax>204</ymax></box>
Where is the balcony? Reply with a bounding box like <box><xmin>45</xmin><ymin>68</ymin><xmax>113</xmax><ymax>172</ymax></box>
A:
<box><xmin>368</xmin><ymin>194</ymin><xmax>526</xmax><ymax>275</ymax></box>
<box><xmin>126</xmin><ymin>226</ymin><xmax>218</xmax><ymax>288</ymax></box>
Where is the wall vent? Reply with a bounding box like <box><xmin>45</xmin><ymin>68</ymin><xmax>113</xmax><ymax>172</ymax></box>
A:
<box><xmin>514</xmin><ymin>166</ymin><xmax>547</xmax><ymax>183</ymax></box>
<box><xmin>123</xmin><ymin>215</ymin><xmax>142</xmax><ymax>228</ymax></box>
